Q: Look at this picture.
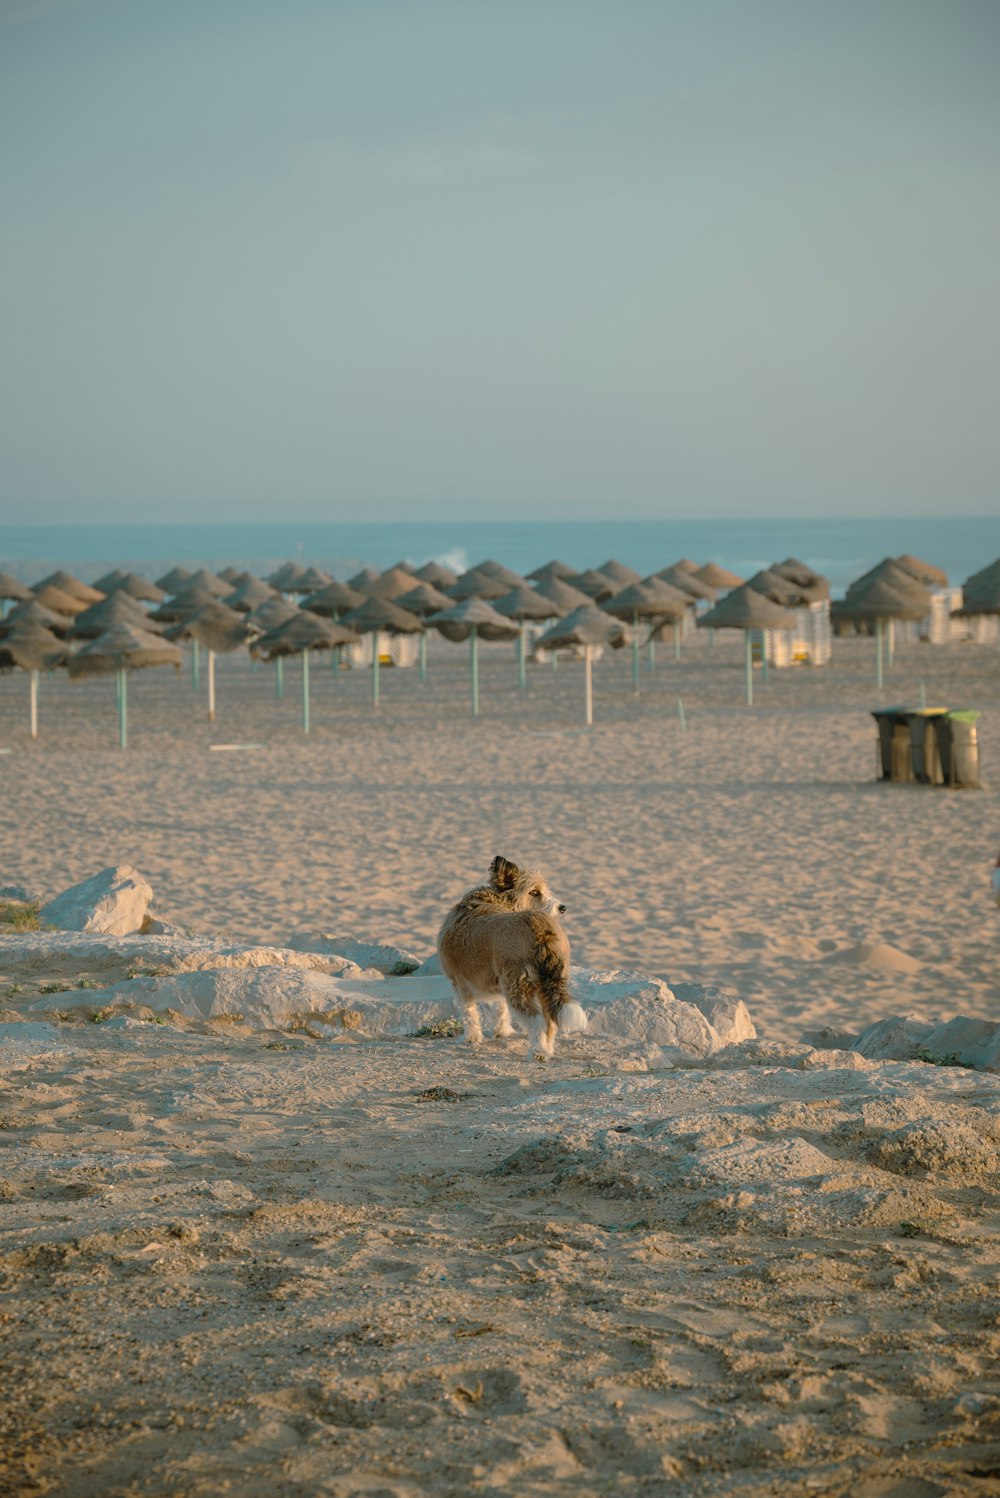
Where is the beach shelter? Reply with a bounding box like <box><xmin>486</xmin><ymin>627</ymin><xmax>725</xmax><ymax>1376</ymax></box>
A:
<box><xmin>31</xmin><ymin>583</ymin><xmax>89</xmax><ymax>619</ymax></box>
<box><xmin>0</xmin><ymin>623</ymin><xmax>69</xmax><ymax>739</ymax></box>
<box><xmin>570</xmin><ymin>568</ymin><xmax>620</xmax><ymax>603</ymax></box>
<box><xmin>426</xmin><ymin>597</ymin><xmax>520</xmax><ymax>716</ymax></box>
<box><xmin>154</xmin><ymin>566</ymin><xmax>192</xmax><ymax>594</ymax></box>
<box><xmin>535</xmin><ymin>606</ymin><xmax>628</xmax><ymax>726</ymax></box>
<box><xmin>413</xmin><ymin>560</ymin><xmax>458</xmax><ymax>588</ymax></box>
<box><xmin>68</xmin><ymin>623</ymin><xmax>182</xmax><ymax>749</ymax></box>
<box><xmin>295</xmin><ymin>566</ymin><xmax>334</xmax><ymax>594</ymax></box>
<box><xmin>753</xmin><ymin>563</ymin><xmax>832</xmax><ymax>666</ymax></box>
<box><xmin>526</xmin><ymin>559</ymin><xmax>577</xmax><ymax>584</ymax></box>
<box><xmin>150</xmin><ymin>583</ymin><xmax>224</xmax><ymax>623</ymax></box>
<box><xmin>251</xmin><ymin>611</ymin><xmax>358</xmax><ymax>733</ymax></box>
<box><xmin>531</xmin><ymin>575</ymin><xmax>592</xmax><ymax>612</ymax></box>
<box><xmin>103</xmin><ymin>572</ymin><xmax>167</xmax><ymax>604</ymax></box>
<box><xmin>597</xmin><ymin>559</ymin><xmax>642</xmax><ymax>587</ymax></box>
<box><xmin>301</xmin><ymin>580</ymin><xmax>366</xmax><ymax>618</ymax></box>
<box><xmin>34</xmin><ymin>570</ymin><xmax>104</xmax><ymax>605</ymax></box>
<box><xmin>697</xmin><ymin>585</ymin><xmax>796</xmax><ymax>704</ymax></box>
<box><xmin>348</xmin><ymin>566</ymin><xmax>381</xmax><ymax>590</ymax></box>
<box><xmin>0</xmin><ymin>572</ymin><xmax>33</xmax><ymax>620</ymax></box>
<box><xmin>363</xmin><ymin>566</ymin><xmax>421</xmax><ymax>601</ymax></box>
<box><xmin>492</xmin><ymin>583</ymin><xmax>563</xmax><ymax>689</ymax></box>
<box><xmin>693</xmin><ymin>562</ymin><xmax>744</xmax><ymax>591</ymax></box>
<box><xmin>93</xmin><ymin>568</ymin><xmax>127</xmax><ymax>592</ymax></box>
<box><xmin>177</xmin><ymin>568</ymin><xmax>231</xmax><ymax>599</ymax></box>
<box><xmin>245</xmin><ymin>597</ymin><xmax>301</xmax><ymax>698</ymax></box>
<box><xmin>604</xmin><ymin>578</ymin><xmax>690</xmax><ymax>686</ymax></box>
<box><xmin>446</xmin><ymin>566</ymin><xmax>511</xmax><ymax>602</ymax></box>
<box><xmin>832</xmin><ymin>578</ymin><xmax>931</xmax><ymax>687</ymax></box>
<box><xmin>385</xmin><ymin>560</ymin><xmax>417</xmax><ymax>577</ymax></box>
<box><xmin>223</xmin><ymin>576</ymin><xmax>279</xmax><ymax>613</ymax></box>
<box><xmin>953</xmin><ymin>565</ymin><xmax>1000</xmax><ymax>645</ymax></box>
<box><xmin>771</xmin><ymin>558</ymin><xmax>830</xmax><ymax>600</ymax></box>
<box><xmin>338</xmin><ymin>596</ymin><xmax>424</xmax><ymax>705</ymax></box>
<box><xmin>267</xmin><ymin>561</ymin><xmax>310</xmax><ymax>593</ymax></box>
<box><xmin>655</xmin><ymin>564</ymin><xmax>716</xmax><ymax>604</ymax></box>
<box><xmin>468</xmin><ymin>559</ymin><xmax>525</xmax><ymax>587</ymax></box>
<box><xmin>395</xmin><ymin>582</ymin><xmax>453</xmax><ymax>680</ymax></box>
<box><xmin>71</xmin><ymin>592</ymin><xmax>163</xmax><ymax>640</ymax></box>
<box><xmin>896</xmin><ymin>554</ymin><xmax>948</xmax><ymax>589</ymax></box>
<box><xmin>168</xmin><ymin>602</ymin><xmax>250</xmax><ymax>721</ymax></box>
<box><xmin>0</xmin><ymin>597</ymin><xmax>74</xmax><ymax>637</ymax></box>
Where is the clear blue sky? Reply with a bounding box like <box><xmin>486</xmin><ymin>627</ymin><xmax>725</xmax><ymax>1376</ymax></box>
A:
<box><xmin>2</xmin><ymin>0</ymin><xmax>997</xmax><ymax>523</ymax></box>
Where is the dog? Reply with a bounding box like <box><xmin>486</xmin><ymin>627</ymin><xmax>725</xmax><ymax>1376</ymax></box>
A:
<box><xmin>437</xmin><ymin>854</ymin><xmax>588</xmax><ymax>1061</ymax></box>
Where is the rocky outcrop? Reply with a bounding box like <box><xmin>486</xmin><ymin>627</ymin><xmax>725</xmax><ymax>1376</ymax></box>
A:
<box><xmin>40</xmin><ymin>866</ymin><xmax>154</xmax><ymax>936</ymax></box>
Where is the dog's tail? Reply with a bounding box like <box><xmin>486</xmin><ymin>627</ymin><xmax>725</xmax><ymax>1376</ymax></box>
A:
<box><xmin>533</xmin><ymin>919</ymin><xmax>588</xmax><ymax>1034</ymax></box>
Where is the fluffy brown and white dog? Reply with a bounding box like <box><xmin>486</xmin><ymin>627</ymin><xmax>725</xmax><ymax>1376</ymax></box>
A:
<box><xmin>437</xmin><ymin>855</ymin><xmax>588</xmax><ymax>1060</ymax></box>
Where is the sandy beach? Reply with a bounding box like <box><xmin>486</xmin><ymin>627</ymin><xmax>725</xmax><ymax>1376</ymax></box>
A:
<box><xmin>3</xmin><ymin>629</ymin><xmax>999</xmax><ymax>1496</ymax></box>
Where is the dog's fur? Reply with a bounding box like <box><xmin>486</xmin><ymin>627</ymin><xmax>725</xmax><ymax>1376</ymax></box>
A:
<box><xmin>437</xmin><ymin>855</ymin><xmax>588</xmax><ymax>1060</ymax></box>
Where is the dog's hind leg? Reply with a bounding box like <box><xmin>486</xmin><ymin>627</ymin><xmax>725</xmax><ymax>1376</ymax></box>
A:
<box><xmin>451</xmin><ymin>982</ymin><xmax>483</xmax><ymax>1044</ymax></box>
<box><xmin>493</xmin><ymin>996</ymin><xmax>516</xmax><ymax>1040</ymax></box>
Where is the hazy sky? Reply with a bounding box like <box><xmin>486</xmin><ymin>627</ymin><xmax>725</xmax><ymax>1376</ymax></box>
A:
<box><xmin>2</xmin><ymin>0</ymin><xmax>998</xmax><ymax>524</ymax></box>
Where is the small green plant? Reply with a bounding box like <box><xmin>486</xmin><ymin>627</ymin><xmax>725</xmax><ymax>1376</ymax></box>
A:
<box><xmin>90</xmin><ymin>1008</ymin><xmax>111</xmax><ymax>1023</ymax></box>
<box><xmin>143</xmin><ymin>1014</ymin><xmax>167</xmax><ymax>1025</ymax></box>
<box><xmin>0</xmin><ymin>901</ymin><xmax>46</xmax><ymax>932</ymax></box>
<box><xmin>4</xmin><ymin>984</ymin><xmax>25</xmax><ymax>999</ymax></box>
<box><xmin>412</xmin><ymin>1016</ymin><xmax>463</xmax><ymax>1039</ymax></box>
<box><xmin>915</xmin><ymin>1049</ymin><xmax>968</xmax><ymax>1068</ymax></box>
<box><xmin>38</xmin><ymin>982</ymin><xmax>69</xmax><ymax>995</ymax></box>
<box><xmin>75</xmin><ymin>978</ymin><xmax>102</xmax><ymax>990</ymax></box>
<box><xmin>897</xmin><ymin>1221</ymin><xmax>925</xmax><ymax>1238</ymax></box>
<box><xmin>126</xmin><ymin>963</ymin><xmax>172</xmax><ymax>980</ymax></box>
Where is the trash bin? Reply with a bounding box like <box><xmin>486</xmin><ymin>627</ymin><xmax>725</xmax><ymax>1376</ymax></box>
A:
<box><xmin>871</xmin><ymin>707</ymin><xmax>980</xmax><ymax>788</ymax></box>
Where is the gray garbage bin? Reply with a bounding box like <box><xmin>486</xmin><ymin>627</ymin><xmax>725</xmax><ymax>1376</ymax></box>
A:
<box><xmin>871</xmin><ymin>707</ymin><xmax>980</xmax><ymax>787</ymax></box>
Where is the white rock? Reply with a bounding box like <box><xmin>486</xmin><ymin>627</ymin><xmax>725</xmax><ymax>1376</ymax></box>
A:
<box><xmin>671</xmin><ymin>982</ymin><xmax>756</xmax><ymax>1047</ymax></box>
<box><xmin>283</xmin><ymin>932</ymin><xmax>424</xmax><ymax>975</ymax></box>
<box><xmin>571</xmin><ymin>969</ymin><xmax>719</xmax><ymax>1054</ymax></box>
<box><xmin>918</xmin><ymin>1017</ymin><xmax>1000</xmax><ymax>1071</ymax></box>
<box><xmin>40</xmin><ymin>865</ymin><xmax>154</xmax><ymax>936</ymax></box>
<box><xmin>853</xmin><ymin>1015</ymin><xmax>938</xmax><ymax>1061</ymax></box>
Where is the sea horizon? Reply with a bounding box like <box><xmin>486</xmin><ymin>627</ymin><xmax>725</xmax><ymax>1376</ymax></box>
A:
<box><xmin>3</xmin><ymin>515</ymin><xmax>998</xmax><ymax>596</ymax></box>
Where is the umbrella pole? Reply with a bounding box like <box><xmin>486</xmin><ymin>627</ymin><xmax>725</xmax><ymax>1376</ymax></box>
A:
<box><xmin>744</xmin><ymin>631</ymin><xmax>753</xmax><ymax>706</ymax></box>
<box><xmin>119</xmin><ymin>668</ymin><xmax>128</xmax><ymax>749</ymax></box>
<box><xmin>674</xmin><ymin>622</ymin><xmax>681</xmax><ymax>661</ymax></box>
<box><xmin>584</xmin><ymin>646</ymin><xmax>593</xmax><ymax>727</ymax></box>
<box><xmin>372</xmin><ymin>634</ymin><xmax>380</xmax><ymax>707</ymax></box>
<box><xmin>419</xmin><ymin>631</ymin><xmax>427</xmax><ymax>682</ymax></box>
<box><xmin>518</xmin><ymin>623</ymin><xmax>527</xmax><ymax>690</ymax></box>
<box><xmin>876</xmin><ymin>617</ymin><xmax>884</xmax><ymax>689</ymax></box>
<box><xmin>276</xmin><ymin>656</ymin><xmax>284</xmax><ymax>698</ymax></box>
<box><xmin>887</xmin><ymin>617</ymin><xmax>895</xmax><ymax>668</ymax></box>
<box><xmin>207</xmin><ymin>649</ymin><xmax>216</xmax><ymax>722</ymax></box>
<box><xmin>192</xmin><ymin>639</ymin><xmax>200</xmax><ymax>691</ymax></box>
<box><xmin>648</xmin><ymin>635</ymin><xmax>656</xmax><ymax>672</ymax></box>
<box><xmin>302</xmin><ymin>650</ymin><xmax>311</xmax><ymax>733</ymax></box>
<box><xmin>761</xmin><ymin>631</ymin><xmax>769</xmax><ymax>683</ymax></box>
<box><xmin>471</xmin><ymin>624</ymin><xmax>479</xmax><ymax>717</ymax></box>
<box><xmin>29</xmin><ymin>668</ymin><xmax>38</xmax><ymax>739</ymax></box>
<box><xmin>631</xmin><ymin>611</ymin><xmax>640</xmax><ymax>695</ymax></box>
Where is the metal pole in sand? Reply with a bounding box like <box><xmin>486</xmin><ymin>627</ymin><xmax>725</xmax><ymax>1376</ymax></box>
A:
<box><xmin>302</xmin><ymin>650</ymin><xmax>311</xmax><ymax>733</ymax></box>
<box><xmin>760</xmin><ymin>631</ymin><xmax>769</xmax><ymax>683</ymax></box>
<box><xmin>29</xmin><ymin>669</ymin><xmax>38</xmax><ymax>739</ymax></box>
<box><xmin>518</xmin><ymin>623</ymin><xmax>527</xmax><ymax>690</ymax></box>
<box><xmin>118</xmin><ymin>668</ymin><xmax>128</xmax><ymax>749</ymax></box>
<box><xmin>674</xmin><ymin>621</ymin><xmax>681</xmax><ymax>661</ymax></box>
<box><xmin>192</xmin><ymin>639</ymin><xmax>200</xmax><ymax>691</ymax></box>
<box><xmin>471</xmin><ymin>624</ymin><xmax>480</xmax><ymax>716</ymax></box>
<box><xmin>887</xmin><ymin>618</ymin><xmax>895</xmax><ymax>668</ymax></box>
<box><xmin>677</xmin><ymin>696</ymin><xmax>687</xmax><ymax>731</ymax></box>
<box><xmin>744</xmin><ymin>631</ymin><xmax>754</xmax><ymax>706</ymax></box>
<box><xmin>419</xmin><ymin>631</ymin><xmax>427</xmax><ymax>682</ymax></box>
<box><xmin>275</xmin><ymin>656</ymin><xmax>284</xmax><ymax>698</ymax></box>
<box><xmin>876</xmin><ymin>617</ymin><xmax>884</xmax><ymax>690</ymax></box>
<box><xmin>631</xmin><ymin>611</ymin><xmax>640</xmax><ymax>695</ymax></box>
<box><xmin>207</xmin><ymin>649</ymin><xmax>216</xmax><ymax>722</ymax></box>
<box><xmin>648</xmin><ymin>634</ymin><xmax>656</xmax><ymax>672</ymax></box>
<box><xmin>584</xmin><ymin>646</ymin><xmax>593</xmax><ymax>726</ymax></box>
<box><xmin>372</xmin><ymin>633</ymin><xmax>380</xmax><ymax>707</ymax></box>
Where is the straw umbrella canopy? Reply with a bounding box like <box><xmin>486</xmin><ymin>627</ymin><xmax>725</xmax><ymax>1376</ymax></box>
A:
<box><xmin>155</xmin><ymin>566</ymin><xmax>192</xmax><ymax>593</ymax></box>
<box><xmin>0</xmin><ymin>622</ymin><xmax>70</xmax><ymax>739</ymax></box>
<box><xmin>71</xmin><ymin>592</ymin><xmax>163</xmax><ymax>640</ymax></box>
<box><xmin>31</xmin><ymin>583</ymin><xmax>89</xmax><ymax>618</ymax></box>
<box><xmin>34</xmin><ymin>570</ymin><xmax>104</xmax><ymax>604</ymax></box>
<box><xmin>348</xmin><ymin>566</ymin><xmax>381</xmax><ymax>589</ymax></box>
<box><xmin>604</xmin><ymin>578</ymin><xmax>691</xmax><ymax>688</ymax></box>
<box><xmin>177</xmin><ymin>567</ymin><xmax>231</xmax><ymax>598</ymax></box>
<box><xmin>103</xmin><ymin>571</ymin><xmax>166</xmax><ymax>604</ymax></box>
<box><xmin>446</xmin><ymin>566</ymin><xmax>511</xmax><ymax>602</ymax></box>
<box><xmin>847</xmin><ymin>557</ymin><xmax>931</xmax><ymax>598</ymax></box>
<box><xmin>956</xmin><ymin>559</ymin><xmax>1000</xmax><ymax>616</ymax></box>
<box><xmin>896</xmin><ymin>554</ymin><xmax>948</xmax><ymax>588</ymax></box>
<box><xmin>385</xmin><ymin>559</ymin><xmax>417</xmax><ymax>577</ymax></box>
<box><xmin>267</xmin><ymin>561</ymin><xmax>309</xmax><ymax>592</ymax></box>
<box><xmin>570</xmin><ymin>568</ymin><xmax>620</xmax><ymax>603</ymax></box>
<box><xmin>694</xmin><ymin>561</ymin><xmax>744</xmax><ymax>591</ymax></box>
<box><xmin>67</xmin><ymin>623</ymin><xmax>182</xmax><ymax>749</ymax></box>
<box><xmin>395</xmin><ymin>582</ymin><xmax>453</xmax><ymax>681</ymax></box>
<box><xmin>0</xmin><ymin>597</ymin><xmax>74</xmax><ymax>637</ymax></box>
<box><xmin>93</xmin><ymin>568</ymin><xmax>127</xmax><ymax>592</ymax></box>
<box><xmin>492</xmin><ymin>583</ymin><xmax>564</xmax><ymax>690</ymax></box>
<box><xmin>532</xmin><ymin>575</ymin><xmax>593</xmax><ymax>613</ymax></box>
<box><xmin>302</xmin><ymin>580</ymin><xmax>366</xmax><ymax>617</ymax></box>
<box><xmin>0</xmin><ymin>572</ymin><xmax>33</xmax><ymax>618</ymax></box>
<box><xmin>223</xmin><ymin>576</ymin><xmax>279</xmax><ymax>613</ymax></box>
<box><xmin>535</xmin><ymin>606</ymin><xmax>628</xmax><ymax>726</ymax></box>
<box><xmin>426</xmin><ymin>597</ymin><xmax>520</xmax><ymax>716</ymax></box>
<box><xmin>251</xmin><ymin>611</ymin><xmax>359</xmax><ymax>733</ymax></box>
<box><xmin>962</xmin><ymin>557</ymin><xmax>1000</xmax><ymax>593</ymax></box>
<box><xmin>295</xmin><ymin>566</ymin><xmax>334</xmax><ymax>593</ymax></box>
<box><xmin>832</xmin><ymin>577</ymin><xmax>930</xmax><ymax>687</ymax></box>
<box><xmin>526</xmin><ymin>559</ymin><xmax>578</xmax><ymax>584</ymax></box>
<box><xmin>596</xmin><ymin>559</ymin><xmax>641</xmax><ymax>587</ymax></box>
<box><xmin>338</xmin><ymin>596</ymin><xmax>424</xmax><ymax>706</ymax></box>
<box><xmin>413</xmin><ymin>560</ymin><xmax>458</xmax><ymax>587</ymax></box>
<box><xmin>149</xmin><ymin>583</ymin><xmax>224</xmax><ymax>623</ymax></box>
<box><xmin>745</xmin><ymin>568</ymin><xmax>803</xmax><ymax>606</ymax></box>
<box><xmin>469</xmin><ymin>559</ymin><xmax>525</xmax><ymax>587</ymax></box>
<box><xmin>167</xmin><ymin>602</ymin><xmax>251</xmax><ymax>721</ymax></box>
<box><xmin>655</xmin><ymin>564</ymin><xmax>716</xmax><ymax>602</ymax></box>
<box><xmin>769</xmin><ymin>559</ymin><xmax>830</xmax><ymax>602</ymax></box>
<box><xmin>363</xmin><ymin>565</ymin><xmax>421</xmax><ymax>601</ymax></box>
<box><xmin>246</xmin><ymin>596</ymin><xmax>299</xmax><ymax>634</ymax></box>
<box><xmin>697</xmin><ymin>585</ymin><xmax>797</xmax><ymax>705</ymax></box>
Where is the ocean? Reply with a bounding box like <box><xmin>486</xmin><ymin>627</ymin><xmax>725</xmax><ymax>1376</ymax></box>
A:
<box><xmin>3</xmin><ymin>516</ymin><xmax>998</xmax><ymax>596</ymax></box>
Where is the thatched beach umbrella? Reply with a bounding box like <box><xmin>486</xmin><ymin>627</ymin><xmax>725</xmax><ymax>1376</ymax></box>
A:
<box><xmin>535</xmin><ymin>606</ymin><xmax>628</xmax><ymax>725</ymax></box>
<box><xmin>0</xmin><ymin>622</ymin><xmax>69</xmax><ymax>738</ymax></box>
<box><xmin>771</xmin><ymin>558</ymin><xmax>830</xmax><ymax>600</ymax></box>
<box><xmin>655</xmin><ymin>564</ymin><xmax>716</xmax><ymax>604</ymax></box>
<box><xmin>251</xmin><ymin>611</ymin><xmax>358</xmax><ymax>733</ymax></box>
<box><xmin>597</xmin><ymin>559</ymin><xmax>641</xmax><ymax>587</ymax></box>
<box><xmin>168</xmin><ymin>603</ymin><xmax>250</xmax><ymax>721</ymax></box>
<box><xmin>470</xmin><ymin>559</ymin><xmax>525</xmax><ymax>587</ymax></box>
<box><xmin>348</xmin><ymin>566</ymin><xmax>381</xmax><ymax>590</ymax></box>
<box><xmin>68</xmin><ymin>623</ymin><xmax>182</xmax><ymax>749</ymax></box>
<box><xmin>1</xmin><ymin>597</ymin><xmax>74</xmax><ymax>637</ymax></box>
<box><xmin>71</xmin><ymin>591</ymin><xmax>163</xmax><ymax>640</ymax></box>
<box><xmin>34</xmin><ymin>570</ymin><xmax>104</xmax><ymax>605</ymax></box>
<box><xmin>604</xmin><ymin>578</ymin><xmax>689</xmax><ymax>687</ymax></box>
<box><xmin>31</xmin><ymin>583</ymin><xmax>89</xmax><ymax>618</ymax></box>
<box><xmin>395</xmin><ymin>582</ymin><xmax>453</xmax><ymax>681</ymax></box>
<box><xmin>832</xmin><ymin>577</ymin><xmax>930</xmax><ymax>688</ymax></box>
<box><xmin>413</xmin><ymin>560</ymin><xmax>458</xmax><ymax>588</ymax></box>
<box><xmin>338</xmin><ymin>596</ymin><xmax>424</xmax><ymax>706</ymax></box>
<box><xmin>446</xmin><ymin>566</ymin><xmax>511</xmax><ymax>602</ymax></box>
<box><xmin>0</xmin><ymin>572</ymin><xmax>33</xmax><ymax>620</ymax></box>
<box><xmin>154</xmin><ymin>566</ymin><xmax>192</xmax><ymax>594</ymax></box>
<box><xmin>492</xmin><ymin>583</ymin><xmax>563</xmax><ymax>689</ymax></box>
<box><xmin>896</xmin><ymin>554</ymin><xmax>948</xmax><ymax>588</ymax></box>
<box><xmin>532</xmin><ymin>575</ymin><xmax>592</xmax><ymax>612</ymax></box>
<box><xmin>694</xmin><ymin>562</ymin><xmax>744</xmax><ymax>591</ymax></box>
<box><xmin>223</xmin><ymin>576</ymin><xmax>279</xmax><ymax>613</ymax></box>
<box><xmin>697</xmin><ymin>585</ymin><xmax>796</xmax><ymax>705</ymax></box>
<box><xmin>302</xmin><ymin>580</ymin><xmax>366</xmax><ymax>618</ymax></box>
<box><xmin>956</xmin><ymin>559</ymin><xmax>1000</xmax><ymax>617</ymax></box>
<box><xmin>245</xmin><ymin>596</ymin><xmax>300</xmax><ymax>698</ymax></box>
<box><xmin>746</xmin><ymin>568</ymin><xmax>802</xmax><ymax>606</ymax></box>
<box><xmin>363</xmin><ymin>566</ymin><xmax>421</xmax><ymax>601</ymax></box>
<box><xmin>426</xmin><ymin>597</ymin><xmax>520</xmax><ymax>716</ymax></box>
<box><xmin>267</xmin><ymin>561</ymin><xmax>310</xmax><ymax>594</ymax></box>
<box><xmin>150</xmin><ymin>583</ymin><xmax>222</xmax><ymax>624</ymax></box>
<box><xmin>526</xmin><ymin>559</ymin><xmax>577</xmax><ymax>584</ymax></box>
<box><xmin>571</xmin><ymin>568</ymin><xmax>620</xmax><ymax>603</ymax></box>
<box><xmin>294</xmin><ymin>566</ymin><xmax>334</xmax><ymax>594</ymax></box>
<box><xmin>104</xmin><ymin>572</ymin><xmax>166</xmax><ymax>604</ymax></box>
<box><xmin>93</xmin><ymin>568</ymin><xmax>127</xmax><ymax>592</ymax></box>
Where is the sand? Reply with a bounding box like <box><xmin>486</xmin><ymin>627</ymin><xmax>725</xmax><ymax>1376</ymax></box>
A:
<box><xmin>2</xmin><ymin>629</ymin><xmax>999</xmax><ymax>1495</ymax></box>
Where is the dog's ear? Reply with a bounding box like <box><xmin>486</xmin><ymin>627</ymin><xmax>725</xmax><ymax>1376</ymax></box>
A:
<box><xmin>490</xmin><ymin>855</ymin><xmax>520</xmax><ymax>891</ymax></box>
